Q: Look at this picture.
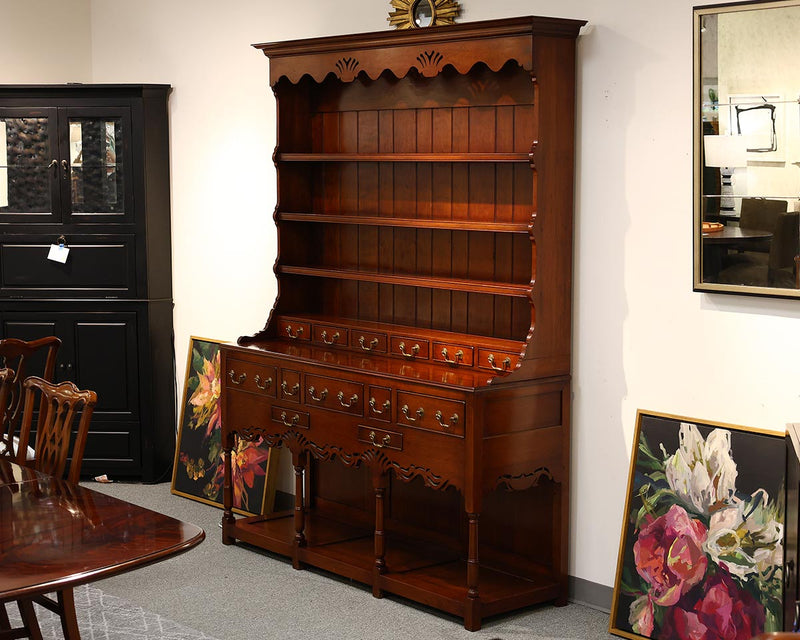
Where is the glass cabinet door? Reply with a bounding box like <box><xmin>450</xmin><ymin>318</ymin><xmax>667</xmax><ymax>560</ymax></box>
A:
<box><xmin>0</xmin><ymin>108</ymin><xmax>60</xmax><ymax>222</ymax></box>
<box><xmin>63</xmin><ymin>107</ymin><xmax>133</xmax><ymax>221</ymax></box>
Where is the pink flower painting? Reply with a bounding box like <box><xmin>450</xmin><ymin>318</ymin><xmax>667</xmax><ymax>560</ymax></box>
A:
<box><xmin>611</xmin><ymin>415</ymin><xmax>785</xmax><ymax>640</ymax></box>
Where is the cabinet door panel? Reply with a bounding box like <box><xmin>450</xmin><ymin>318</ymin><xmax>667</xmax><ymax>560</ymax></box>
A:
<box><xmin>0</xmin><ymin>108</ymin><xmax>60</xmax><ymax>223</ymax></box>
<box><xmin>74</xmin><ymin>317</ymin><xmax>139</xmax><ymax>419</ymax></box>
<box><xmin>62</xmin><ymin>107</ymin><xmax>134</xmax><ymax>223</ymax></box>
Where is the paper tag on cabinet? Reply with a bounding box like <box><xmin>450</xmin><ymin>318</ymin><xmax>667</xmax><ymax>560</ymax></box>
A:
<box><xmin>47</xmin><ymin>244</ymin><xmax>70</xmax><ymax>264</ymax></box>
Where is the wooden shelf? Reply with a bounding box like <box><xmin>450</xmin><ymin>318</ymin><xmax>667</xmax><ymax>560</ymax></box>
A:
<box><xmin>277</xmin><ymin>212</ymin><xmax>532</xmax><ymax>233</ymax></box>
<box><xmin>277</xmin><ymin>265</ymin><xmax>532</xmax><ymax>297</ymax></box>
<box><xmin>278</xmin><ymin>152</ymin><xmax>531</xmax><ymax>163</ymax></box>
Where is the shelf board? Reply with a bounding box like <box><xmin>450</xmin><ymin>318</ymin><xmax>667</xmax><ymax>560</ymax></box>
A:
<box><xmin>278</xmin><ymin>152</ymin><xmax>530</xmax><ymax>163</ymax></box>
<box><xmin>277</xmin><ymin>265</ymin><xmax>531</xmax><ymax>297</ymax></box>
<box><xmin>277</xmin><ymin>212</ymin><xmax>531</xmax><ymax>233</ymax></box>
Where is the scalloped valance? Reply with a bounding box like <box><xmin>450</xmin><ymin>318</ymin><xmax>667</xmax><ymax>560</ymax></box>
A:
<box><xmin>253</xmin><ymin>15</ymin><xmax>584</xmax><ymax>86</ymax></box>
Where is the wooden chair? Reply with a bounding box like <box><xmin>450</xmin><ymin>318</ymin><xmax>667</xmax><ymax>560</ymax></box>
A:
<box><xmin>0</xmin><ymin>336</ymin><xmax>61</xmax><ymax>460</ymax></box>
<box><xmin>3</xmin><ymin>376</ymin><xmax>97</xmax><ymax>640</ymax></box>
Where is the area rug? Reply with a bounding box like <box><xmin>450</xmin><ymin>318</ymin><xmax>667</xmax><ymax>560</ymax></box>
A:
<box><xmin>5</xmin><ymin>584</ymin><xmax>220</xmax><ymax>640</ymax></box>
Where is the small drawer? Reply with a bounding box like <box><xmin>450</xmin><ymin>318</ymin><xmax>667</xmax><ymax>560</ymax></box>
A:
<box><xmin>357</xmin><ymin>425</ymin><xmax>403</xmax><ymax>452</ymax></box>
<box><xmin>351</xmin><ymin>330</ymin><xmax>387</xmax><ymax>354</ymax></box>
<box><xmin>396</xmin><ymin>391</ymin><xmax>465</xmax><ymax>436</ymax></box>
<box><xmin>390</xmin><ymin>336</ymin><xmax>429</xmax><ymax>361</ymax></box>
<box><xmin>366</xmin><ymin>385</ymin><xmax>392</xmax><ymax>422</ymax></box>
<box><xmin>225</xmin><ymin>358</ymin><xmax>278</xmax><ymax>398</ymax></box>
<box><xmin>432</xmin><ymin>342</ymin><xmax>474</xmax><ymax>367</ymax></box>
<box><xmin>312</xmin><ymin>324</ymin><xmax>349</xmax><ymax>348</ymax></box>
<box><xmin>477</xmin><ymin>348</ymin><xmax>521</xmax><ymax>374</ymax></box>
<box><xmin>277</xmin><ymin>318</ymin><xmax>311</xmax><ymax>342</ymax></box>
<box><xmin>304</xmin><ymin>373</ymin><xmax>363</xmax><ymax>416</ymax></box>
<box><xmin>271</xmin><ymin>406</ymin><xmax>310</xmax><ymax>430</ymax></box>
<box><xmin>278</xmin><ymin>369</ymin><xmax>302</xmax><ymax>403</ymax></box>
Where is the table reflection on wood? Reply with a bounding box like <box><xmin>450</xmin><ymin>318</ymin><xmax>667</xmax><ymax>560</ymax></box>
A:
<box><xmin>0</xmin><ymin>459</ymin><xmax>205</xmax><ymax>603</ymax></box>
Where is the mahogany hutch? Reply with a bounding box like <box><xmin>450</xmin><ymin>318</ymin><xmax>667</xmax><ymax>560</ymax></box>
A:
<box><xmin>220</xmin><ymin>16</ymin><xmax>584</xmax><ymax>630</ymax></box>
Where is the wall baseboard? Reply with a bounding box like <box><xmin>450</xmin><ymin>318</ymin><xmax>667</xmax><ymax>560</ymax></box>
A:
<box><xmin>275</xmin><ymin>491</ymin><xmax>613</xmax><ymax>612</ymax></box>
<box><xmin>569</xmin><ymin>575</ymin><xmax>612</xmax><ymax>612</ymax></box>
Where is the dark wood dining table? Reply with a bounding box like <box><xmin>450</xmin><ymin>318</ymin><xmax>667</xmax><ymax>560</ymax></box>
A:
<box><xmin>701</xmin><ymin>225</ymin><xmax>773</xmax><ymax>278</ymax></box>
<box><xmin>0</xmin><ymin>460</ymin><xmax>204</xmax><ymax>632</ymax></box>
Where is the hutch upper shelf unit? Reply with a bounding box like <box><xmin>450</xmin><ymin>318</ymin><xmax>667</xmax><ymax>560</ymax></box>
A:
<box><xmin>0</xmin><ymin>84</ymin><xmax>174</xmax><ymax>482</ymax></box>
<box><xmin>220</xmin><ymin>16</ymin><xmax>584</xmax><ymax>630</ymax></box>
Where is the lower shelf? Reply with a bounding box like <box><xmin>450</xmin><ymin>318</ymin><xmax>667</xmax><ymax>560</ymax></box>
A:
<box><xmin>223</xmin><ymin>509</ymin><xmax>562</xmax><ymax>627</ymax></box>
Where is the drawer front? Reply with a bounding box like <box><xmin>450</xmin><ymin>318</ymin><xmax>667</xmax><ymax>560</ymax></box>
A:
<box><xmin>357</xmin><ymin>425</ymin><xmax>403</xmax><ymax>452</ymax></box>
<box><xmin>390</xmin><ymin>336</ymin><xmax>430</xmax><ymax>361</ymax></box>
<box><xmin>366</xmin><ymin>385</ymin><xmax>392</xmax><ymax>423</ymax></box>
<box><xmin>432</xmin><ymin>341</ymin><xmax>474</xmax><ymax>367</ymax></box>
<box><xmin>277</xmin><ymin>318</ymin><xmax>311</xmax><ymax>342</ymax></box>
<box><xmin>312</xmin><ymin>324</ymin><xmax>349</xmax><ymax>348</ymax></box>
<box><xmin>278</xmin><ymin>369</ymin><xmax>302</xmax><ymax>403</ymax></box>
<box><xmin>396</xmin><ymin>391</ymin><xmax>465</xmax><ymax>436</ymax></box>
<box><xmin>271</xmin><ymin>405</ymin><xmax>310</xmax><ymax>430</ymax></box>
<box><xmin>225</xmin><ymin>358</ymin><xmax>277</xmax><ymax>398</ymax></box>
<box><xmin>304</xmin><ymin>373</ymin><xmax>363</xmax><ymax>416</ymax></box>
<box><xmin>477</xmin><ymin>348</ymin><xmax>521</xmax><ymax>374</ymax></box>
<box><xmin>0</xmin><ymin>235</ymin><xmax>135</xmax><ymax>297</ymax></box>
<box><xmin>351</xmin><ymin>330</ymin><xmax>387</xmax><ymax>354</ymax></box>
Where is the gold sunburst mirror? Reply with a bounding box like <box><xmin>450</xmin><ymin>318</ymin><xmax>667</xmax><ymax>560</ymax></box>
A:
<box><xmin>388</xmin><ymin>0</ymin><xmax>461</xmax><ymax>29</ymax></box>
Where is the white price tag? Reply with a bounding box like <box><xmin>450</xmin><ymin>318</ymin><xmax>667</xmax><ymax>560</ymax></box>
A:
<box><xmin>47</xmin><ymin>244</ymin><xmax>70</xmax><ymax>264</ymax></box>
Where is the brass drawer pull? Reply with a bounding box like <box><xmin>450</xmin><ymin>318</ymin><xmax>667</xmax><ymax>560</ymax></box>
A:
<box><xmin>399</xmin><ymin>342</ymin><xmax>419</xmax><ymax>359</ymax></box>
<box><xmin>280</xmin><ymin>411</ymin><xmax>299</xmax><ymax>428</ymax></box>
<box><xmin>281</xmin><ymin>381</ymin><xmax>300</xmax><ymax>397</ymax></box>
<box><xmin>441</xmin><ymin>348</ymin><xmax>463</xmax><ymax>365</ymax></box>
<box><xmin>359</xmin><ymin>336</ymin><xmax>379</xmax><ymax>352</ymax></box>
<box><xmin>435</xmin><ymin>410</ymin><xmax>459</xmax><ymax>429</ymax></box>
<box><xmin>321</xmin><ymin>330</ymin><xmax>340</xmax><ymax>345</ymax></box>
<box><xmin>228</xmin><ymin>370</ymin><xmax>246</xmax><ymax>385</ymax></box>
<box><xmin>308</xmin><ymin>386</ymin><xmax>328</xmax><ymax>402</ymax></box>
<box><xmin>285</xmin><ymin>325</ymin><xmax>304</xmax><ymax>340</ymax></box>
<box><xmin>401</xmin><ymin>404</ymin><xmax>424</xmax><ymax>423</ymax></box>
<box><xmin>487</xmin><ymin>353</ymin><xmax>512</xmax><ymax>372</ymax></box>
<box><xmin>337</xmin><ymin>391</ymin><xmax>359</xmax><ymax>408</ymax></box>
<box><xmin>369</xmin><ymin>397</ymin><xmax>391</xmax><ymax>415</ymax></box>
<box><xmin>369</xmin><ymin>431</ymin><xmax>391</xmax><ymax>449</ymax></box>
<box><xmin>254</xmin><ymin>374</ymin><xmax>272</xmax><ymax>390</ymax></box>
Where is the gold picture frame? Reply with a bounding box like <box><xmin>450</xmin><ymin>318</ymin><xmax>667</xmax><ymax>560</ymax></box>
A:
<box><xmin>170</xmin><ymin>336</ymin><xmax>280</xmax><ymax>516</ymax></box>
<box><xmin>387</xmin><ymin>0</ymin><xmax>461</xmax><ymax>29</ymax></box>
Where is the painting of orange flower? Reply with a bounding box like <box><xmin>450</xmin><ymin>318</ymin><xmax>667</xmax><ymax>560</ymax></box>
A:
<box><xmin>171</xmin><ymin>337</ymin><xmax>278</xmax><ymax>516</ymax></box>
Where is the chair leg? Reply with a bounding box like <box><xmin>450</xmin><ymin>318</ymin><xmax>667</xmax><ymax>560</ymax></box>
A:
<box><xmin>0</xmin><ymin>602</ymin><xmax>10</xmax><ymax>630</ymax></box>
<box><xmin>57</xmin><ymin>589</ymin><xmax>80</xmax><ymax>640</ymax></box>
<box><xmin>16</xmin><ymin>599</ymin><xmax>44</xmax><ymax>640</ymax></box>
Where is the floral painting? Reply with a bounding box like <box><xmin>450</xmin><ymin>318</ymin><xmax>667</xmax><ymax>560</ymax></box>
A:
<box><xmin>610</xmin><ymin>411</ymin><xmax>786</xmax><ymax>640</ymax></box>
<box><xmin>171</xmin><ymin>337</ymin><xmax>277</xmax><ymax>516</ymax></box>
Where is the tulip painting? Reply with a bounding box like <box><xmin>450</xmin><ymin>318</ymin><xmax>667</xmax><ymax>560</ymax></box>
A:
<box><xmin>171</xmin><ymin>338</ymin><xmax>277</xmax><ymax>516</ymax></box>
<box><xmin>611</xmin><ymin>411</ymin><xmax>785</xmax><ymax>640</ymax></box>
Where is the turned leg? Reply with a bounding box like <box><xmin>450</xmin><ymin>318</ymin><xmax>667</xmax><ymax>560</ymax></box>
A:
<box><xmin>292</xmin><ymin>450</ymin><xmax>307</xmax><ymax>569</ymax></box>
<box><xmin>464</xmin><ymin>511</ymin><xmax>482</xmax><ymax>631</ymax></box>
<box><xmin>372</xmin><ymin>471</ymin><xmax>389</xmax><ymax>598</ymax></box>
<box><xmin>221</xmin><ymin>435</ymin><xmax>236</xmax><ymax>545</ymax></box>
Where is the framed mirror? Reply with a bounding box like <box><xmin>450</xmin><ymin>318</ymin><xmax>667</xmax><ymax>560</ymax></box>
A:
<box><xmin>694</xmin><ymin>0</ymin><xmax>800</xmax><ymax>298</ymax></box>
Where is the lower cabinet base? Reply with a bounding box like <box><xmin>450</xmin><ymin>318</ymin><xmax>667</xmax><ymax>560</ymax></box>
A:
<box><xmin>222</xmin><ymin>508</ymin><xmax>563</xmax><ymax>631</ymax></box>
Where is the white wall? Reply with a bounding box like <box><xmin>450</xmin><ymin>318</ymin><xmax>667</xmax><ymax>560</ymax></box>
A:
<box><xmin>4</xmin><ymin>0</ymin><xmax>800</xmax><ymax>592</ymax></box>
<box><xmin>0</xmin><ymin>0</ymin><xmax>92</xmax><ymax>82</ymax></box>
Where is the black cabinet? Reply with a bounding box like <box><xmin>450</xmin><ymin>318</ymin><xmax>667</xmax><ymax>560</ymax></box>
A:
<box><xmin>0</xmin><ymin>85</ymin><xmax>174</xmax><ymax>482</ymax></box>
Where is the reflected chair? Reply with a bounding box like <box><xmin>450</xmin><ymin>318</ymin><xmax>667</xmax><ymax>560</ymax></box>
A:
<box><xmin>718</xmin><ymin>211</ymin><xmax>800</xmax><ymax>288</ymax></box>
<box><xmin>0</xmin><ymin>336</ymin><xmax>61</xmax><ymax>460</ymax></box>
<box><xmin>5</xmin><ymin>376</ymin><xmax>98</xmax><ymax>640</ymax></box>
<box><xmin>726</xmin><ymin>197</ymin><xmax>789</xmax><ymax>261</ymax></box>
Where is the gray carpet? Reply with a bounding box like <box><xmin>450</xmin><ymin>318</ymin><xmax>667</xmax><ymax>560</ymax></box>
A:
<box><xmin>82</xmin><ymin>481</ymin><xmax>616</xmax><ymax>640</ymax></box>
<box><xmin>5</xmin><ymin>585</ymin><xmax>220</xmax><ymax>640</ymax></box>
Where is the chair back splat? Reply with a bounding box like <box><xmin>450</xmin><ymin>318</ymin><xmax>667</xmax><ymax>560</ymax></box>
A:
<box><xmin>16</xmin><ymin>376</ymin><xmax>98</xmax><ymax>484</ymax></box>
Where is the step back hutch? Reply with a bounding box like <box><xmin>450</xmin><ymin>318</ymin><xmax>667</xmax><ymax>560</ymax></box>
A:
<box><xmin>220</xmin><ymin>16</ymin><xmax>584</xmax><ymax>630</ymax></box>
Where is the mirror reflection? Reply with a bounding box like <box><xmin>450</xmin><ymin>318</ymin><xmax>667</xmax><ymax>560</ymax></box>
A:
<box><xmin>413</xmin><ymin>0</ymin><xmax>434</xmax><ymax>27</ymax></box>
<box><xmin>695</xmin><ymin>1</ymin><xmax>800</xmax><ymax>296</ymax></box>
